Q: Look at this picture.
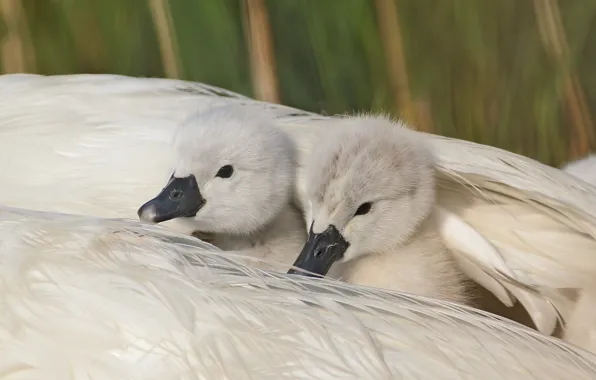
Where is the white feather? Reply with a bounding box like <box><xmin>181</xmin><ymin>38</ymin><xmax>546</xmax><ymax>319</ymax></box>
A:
<box><xmin>434</xmin><ymin>206</ymin><xmax>515</xmax><ymax>305</ymax></box>
<box><xmin>2</xmin><ymin>205</ymin><xmax>596</xmax><ymax>379</ymax></box>
<box><xmin>561</xmin><ymin>154</ymin><xmax>596</xmax><ymax>186</ymax></box>
<box><xmin>2</xmin><ymin>74</ymin><xmax>596</xmax><ymax>337</ymax></box>
<box><xmin>559</xmin><ymin>155</ymin><xmax>596</xmax><ymax>352</ymax></box>
<box><xmin>434</xmin><ymin>206</ymin><xmax>515</xmax><ymax>278</ymax></box>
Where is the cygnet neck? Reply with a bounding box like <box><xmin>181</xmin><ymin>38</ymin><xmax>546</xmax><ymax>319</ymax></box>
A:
<box><xmin>328</xmin><ymin>210</ymin><xmax>470</xmax><ymax>305</ymax></box>
<box><xmin>189</xmin><ymin>204</ymin><xmax>306</xmax><ymax>273</ymax></box>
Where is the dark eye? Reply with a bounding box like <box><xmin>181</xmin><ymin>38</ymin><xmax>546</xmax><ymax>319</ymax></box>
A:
<box><xmin>354</xmin><ymin>202</ymin><xmax>372</xmax><ymax>216</ymax></box>
<box><xmin>215</xmin><ymin>165</ymin><xmax>234</xmax><ymax>178</ymax></box>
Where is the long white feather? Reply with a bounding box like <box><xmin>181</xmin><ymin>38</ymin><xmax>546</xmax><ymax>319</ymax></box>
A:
<box><xmin>2</xmin><ymin>206</ymin><xmax>596</xmax><ymax>379</ymax></box>
<box><xmin>434</xmin><ymin>206</ymin><xmax>515</xmax><ymax>306</ymax></box>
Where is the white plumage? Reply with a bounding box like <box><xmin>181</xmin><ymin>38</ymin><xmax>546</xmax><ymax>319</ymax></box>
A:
<box><xmin>562</xmin><ymin>154</ymin><xmax>596</xmax><ymax>186</ymax></box>
<box><xmin>2</xmin><ymin>73</ymin><xmax>596</xmax><ymax>339</ymax></box>
<box><xmin>2</xmin><ymin>205</ymin><xmax>596</xmax><ymax>380</ymax></box>
<box><xmin>559</xmin><ymin>155</ymin><xmax>596</xmax><ymax>351</ymax></box>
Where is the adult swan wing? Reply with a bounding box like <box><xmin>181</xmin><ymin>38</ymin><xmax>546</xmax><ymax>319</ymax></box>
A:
<box><xmin>2</xmin><ymin>73</ymin><xmax>596</xmax><ymax>335</ymax></box>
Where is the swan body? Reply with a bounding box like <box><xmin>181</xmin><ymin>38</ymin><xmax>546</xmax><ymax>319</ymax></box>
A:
<box><xmin>2</xmin><ymin>74</ymin><xmax>596</xmax><ymax>337</ymax></box>
<box><xmin>2</xmin><ymin>205</ymin><xmax>596</xmax><ymax>380</ymax></box>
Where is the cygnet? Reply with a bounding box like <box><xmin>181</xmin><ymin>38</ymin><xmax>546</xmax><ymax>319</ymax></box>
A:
<box><xmin>138</xmin><ymin>105</ymin><xmax>305</xmax><ymax>271</ymax></box>
<box><xmin>288</xmin><ymin>116</ymin><xmax>470</xmax><ymax>304</ymax></box>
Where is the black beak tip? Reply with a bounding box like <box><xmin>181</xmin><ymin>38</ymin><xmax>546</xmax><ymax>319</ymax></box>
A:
<box><xmin>137</xmin><ymin>201</ymin><xmax>157</xmax><ymax>223</ymax></box>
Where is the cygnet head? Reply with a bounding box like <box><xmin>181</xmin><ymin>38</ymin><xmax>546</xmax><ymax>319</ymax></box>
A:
<box><xmin>289</xmin><ymin>115</ymin><xmax>436</xmax><ymax>277</ymax></box>
<box><xmin>138</xmin><ymin>105</ymin><xmax>295</xmax><ymax>236</ymax></box>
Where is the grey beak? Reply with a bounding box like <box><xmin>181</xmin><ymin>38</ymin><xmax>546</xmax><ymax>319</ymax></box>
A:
<box><xmin>137</xmin><ymin>175</ymin><xmax>205</xmax><ymax>223</ymax></box>
<box><xmin>287</xmin><ymin>223</ymin><xmax>350</xmax><ymax>278</ymax></box>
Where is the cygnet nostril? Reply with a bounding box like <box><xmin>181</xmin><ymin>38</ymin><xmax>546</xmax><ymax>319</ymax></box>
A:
<box><xmin>169</xmin><ymin>189</ymin><xmax>183</xmax><ymax>201</ymax></box>
<box><xmin>314</xmin><ymin>247</ymin><xmax>324</xmax><ymax>258</ymax></box>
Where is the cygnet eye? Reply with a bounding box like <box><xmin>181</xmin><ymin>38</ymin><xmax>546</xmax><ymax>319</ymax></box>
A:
<box><xmin>354</xmin><ymin>202</ymin><xmax>372</xmax><ymax>216</ymax></box>
<box><xmin>215</xmin><ymin>165</ymin><xmax>234</xmax><ymax>179</ymax></box>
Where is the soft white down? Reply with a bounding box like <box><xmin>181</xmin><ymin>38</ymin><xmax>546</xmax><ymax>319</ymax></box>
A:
<box><xmin>289</xmin><ymin>118</ymin><xmax>469</xmax><ymax>305</ymax></box>
<box><xmin>2</xmin><ymin>206</ymin><xmax>596</xmax><ymax>380</ymax></box>
<box><xmin>136</xmin><ymin>105</ymin><xmax>305</xmax><ymax>270</ymax></box>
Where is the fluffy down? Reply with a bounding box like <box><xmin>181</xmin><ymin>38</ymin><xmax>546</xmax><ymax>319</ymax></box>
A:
<box><xmin>138</xmin><ymin>105</ymin><xmax>306</xmax><ymax>270</ymax></box>
<box><xmin>299</xmin><ymin>117</ymin><xmax>469</xmax><ymax>304</ymax></box>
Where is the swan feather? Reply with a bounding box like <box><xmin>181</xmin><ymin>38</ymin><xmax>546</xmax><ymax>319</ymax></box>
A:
<box><xmin>2</xmin><ymin>206</ymin><xmax>596</xmax><ymax>379</ymax></box>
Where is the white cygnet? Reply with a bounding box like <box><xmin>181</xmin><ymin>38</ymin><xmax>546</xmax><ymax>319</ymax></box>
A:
<box><xmin>138</xmin><ymin>105</ymin><xmax>306</xmax><ymax>270</ymax></box>
<box><xmin>288</xmin><ymin>116</ymin><xmax>470</xmax><ymax>304</ymax></box>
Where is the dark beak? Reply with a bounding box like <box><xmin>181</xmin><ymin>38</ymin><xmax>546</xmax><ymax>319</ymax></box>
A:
<box><xmin>287</xmin><ymin>224</ymin><xmax>350</xmax><ymax>278</ymax></box>
<box><xmin>137</xmin><ymin>175</ymin><xmax>205</xmax><ymax>223</ymax></box>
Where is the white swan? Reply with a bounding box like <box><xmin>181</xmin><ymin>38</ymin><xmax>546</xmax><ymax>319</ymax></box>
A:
<box><xmin>136</xmin><ymin>105</ymin><xmax>305</xmax><ymax>269</ymax></box>
<box><xmin>2</xmin><ymin>73</ymin><xmax>596</xmax><ymax>337</ymax></box>
<box><xmin>2</xmin><ymin>205</ymin><xmax>596</xmax><ymax>380</ymax></box>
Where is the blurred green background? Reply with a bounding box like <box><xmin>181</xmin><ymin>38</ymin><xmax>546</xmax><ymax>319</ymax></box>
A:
<box><xmin>1</xmin><ymin>0</ymin><xmax>595</xmax><ymax>166</ymax></box>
